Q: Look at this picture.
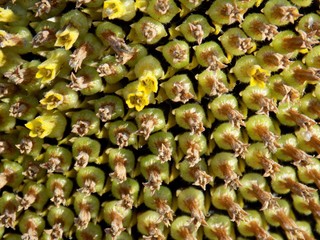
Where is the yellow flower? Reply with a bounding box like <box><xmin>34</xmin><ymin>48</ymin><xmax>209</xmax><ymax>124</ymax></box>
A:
<box><xmin>248</xmin><ymin>65</ymin><xmax>270</xmax><ymax>88</ymax></box>
<box><xmin>126</xmin><ymin>91</ymin><xmax>149</xmax><ymax>112</ymax></box>
<box><xmin>25</xmin><ymin>116</ymin><xmax>55</xmax><ymax>138</ymax></box>
<box><xmin>138</xmin><ymin>71</ymin><xmax>158</xmax><ymax>93</ymax></box>
<box><xmin>40</xmin><ymin>92</ymin><xmax>64</xmax><ymax>110</ymax></box>
<box><xmin>36</xmin><ymin>61</ymin><xmax>60</xmax><ymax>84</ymax></box>
<box><xmin>102</xmin><ymin>0</ymin><xmax>126</xmax><ymax>19</ymax></box>
<box><xmin>55</xmin><ymin>25</ymin><xmax>79</xmax><ymax>50</ymax></box>
<box><xmin>0</xmin><ymin>7</ymin><xmax>17</xmax><ymax>22</ymax></box>
<box><xmin>0</xmin><ymin>50</ymin><xmax>5</xmax><ymax>67</ymax></box>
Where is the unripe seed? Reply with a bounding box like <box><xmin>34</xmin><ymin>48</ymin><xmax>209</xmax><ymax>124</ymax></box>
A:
<box><xmin>69</xmin><ymin>109</ymin><xmax>100</xmax><ymax>137</ymax></box>
<box><xmin>180</xmin><ymin>159</ymin><xmax>212</xmax><ymax>190</ymax></box>
<box><xmin>146</xmin><ymin>0</ymin><xmax>180</xmax><ymax>24</ymax></box>
<box><xmin>194</xmin><ymin>41</ymin><xmax>229</xmax><ymax>71</ymax></box>
<box><xmin>208</xmin><ymin>152</ymin><xmax>241</xmax><ymax>189</ymax></box>
<box><xmin>111</xmin><ymin>178</ymin><xmax>140</xmax><ymax>209</ymax></box>
<box><xmin>211</xmin><ymin>122</ymin><xmax>249</xmax><ymax>158</ymax></box>
<box><xmin>173</xmin><ymin>103</ymin><xmax>207</xmax><ymax>135</ymax></box>
<box><xmin>196</xmin><ymin>69</ymin><xmax>229</xmax><ymax>97</ymax></box>
<box><xmin>203</xmin><ymin>214</ymin><xmax>234</xmax><ymax>240</ymax></box>
<box><xmin>178</xmin><ymin>131</ymin><xmax>207</xmax><ymax>167</ymax></box>
<box><xmin>170</xmin><ymin>215</ymin><xmax>198</xmax><ymax>240</ymax></box>
<box><xmin>239</xmin><ymin>173</ymin><xmax>280</xmax><ymax>210</ymax></box>
<box><xmin>129</xmin><ymin>17</ymin><xmax>167</xmax><ymax>45</ymax></box>
<box><xmin>143</xmin><ymin>186</ymin><xmax>174</xmax><ymax>226</ymax></box>
<box><xmin>137</xmin><ymin>210</ymin><xmax>166</xmax><ymax>240</ymax></box>
<box><xmin>263</xmin><ymin>0</ymin><xmax>301</xmax><ymax>26</ymax></box>
<box><xmin>41</xmin><ymin>145</ymin><xmax>72</xmax><ymax>174</ymax></box>
<box><xmin>107</xmin><ymin>120</ymin><xmax>138</xmax><ymax>148</ymax></box>
<box><xmin>106</xmin><ymin>148</ymin><xmax>135</xmax><ymax>183</ymax></box>
<box><xmin>147</xmin><ymin>131</ymin><xmax>176</xmax><ymax>163</ymax></box>
<box><xmin>76</xmin><ymin>166</ymin><xmax>105</xmax><ymax>195</ymax></box>
<box><xmin>208</xmin><ymin>94</ymin><xmax>245</xmax><ymax>128</ymax></box>
<box><xmin>46</xmin><ymin>206</ymin><xmax>74</xmax><ymax>239</ymax></box>
<box><xmin>245</xmin><ymin>143</ymin><xmax>281</xmax><ymax>177</ymax></box>
<box><xmin>0</xmin><ymin>160</ymin><xmax>23</xmax><ymax>190</ymax></box>
<box><xmin>69</xmin><ymin>66</ymin><xmax>103</xmax><ymax>95</ymax></box>
<box><xmin>135</xmin><ymin>108</ymin><xmax>166</xmax><ymax>140</ymax></box>
<box><xmin>161</xmin><ymin>74</ymin><xmax>196</xmax><ymax>103</ymax></box>
<box><xmin>19</xmin><ymin>211</ymin><xmax>45</xmax><ymax>240</ymax></box>
<box><xmin>0</xmin><ymin>192</ymin><xmax>21</xmax><ymax>229</ymax></box>
<box><xmin>246</xmin><ymin>115</ymin><xmax>280</xmax><ymax>153</ymax></box>
<box><xmin>46</xmin><ymin>174</ymin><xmax>73</xmax><ymax>206</ymax></box>
<box><xmin>177</xmin><ymin>187</ymin><xmax>207</xmax><ymax>228</ymax></box>
<box><xmin>73</xmin><ymin>192</ymin><xmax>100</xmax><ymax>230</ymax></box>
<box><xmin>19</xmin><ymin>181</ymin><xmax>48</xmax><ymax>211</ymax></box>
<box><xmin>139</xmin><ymin>154</ymin><xmax>169</xmax><ymax>194</ymax></box>
<box><xmin>178</xmin><ymin>14</ymin><xmax>212</xmax><ymax>45</ymax></box>
<box><xmin>161</xmin><ymin>40</ymin><xmax>190</xmax><ymax>69</ymax></box>
<box><xmin>97</xmin><ymin>55</ymin><xmax>127</xmax><ymax>85</ymax></box>
<box><xmin>210</xmin><ymin>185</ymin><xmax>247</xmax><ymax>223</ymax></box>
<box><xmin>103</xmin><ymin>200</ymin><xmax>132</xmax><ymax>239</ymax></box>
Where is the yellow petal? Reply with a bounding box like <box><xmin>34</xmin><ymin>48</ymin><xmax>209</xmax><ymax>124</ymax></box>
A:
<box><xmin>55</xmin><ymin>25</ymin><xmax>79</xmax><ymax>50</ymax></box>
<box><xmin>138</xmin><ymin>71</ymin><xmax>158</xmax><ymax>93</ymax></box>
<box><xmin>40</xmin><ymin>92</ymin><xmax>64</xmax><ymax>110</ymax></box>
<box><xmin>36</xmin><ymin>62</ymin><xmax>59</xmax><ymax>84</ymax></box>
<box><xmin>25</xmin><ymin>117</ymin><xmax>55</xmax><ymax>138</ymax></box>
<box><xmin>126</xmin><ymin>92</ymin><xmax>149</xmax><ymax>111</ymax></box>
<box><xmin>0</xmin><ymin>7</ymin><xmax>17</xmax><ymax>22</ymax></box>
<box><xmin>103</xmin><ymin>0</ymin><xmax>126</xmax><ymax>19</ymax></box>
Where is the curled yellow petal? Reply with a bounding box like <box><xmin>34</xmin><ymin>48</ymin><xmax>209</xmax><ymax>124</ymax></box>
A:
<box><xmin>0</xmin><ymin>7</ymin><xmax>17</xmax><ymax>22</ymax></box>
<box><xmin>138</xmin><ymin>71</ymin><xmax>158</xmax><ymax>93</ymax></box>
<box><xmin>40</xmin><ymin>92</ymin><xmax>64</xmax><ymax>110</ymax></box>
<box><xmin>36</xmin><ymin>61</ymin><xmax>59</xmax><ymax>84</ymax></box>
<box><xmin>126</xmin><ymin>91</ymin><xmax>149</xmax><ymax>112</ymax></box>
<box><xmin>103</xmin><ymin>0</ymin><xmax>126</xmax><ymax>19</ymax></box>
<box><xmin>55</xmin><ymin>25</ymin><xmax>79</xmax><ymax>50</ymax></box>
<box><xmin>248</xmin><ymin>65</ymin><xmax>270</xmax><ymax>88</ymax></box>
<box><xmin>25</xmin><ymin>116</ymin><xmax>55</xmax><ymax>138</ymax></box>
<box><xmin>0</xmin><ymin>50</ymin><xmax>6</xmax><ymax>67</ymax></box>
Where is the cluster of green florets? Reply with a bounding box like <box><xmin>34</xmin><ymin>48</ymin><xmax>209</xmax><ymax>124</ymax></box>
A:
<box><xmin>0</xmin><ymin>0</ymin><xmax>320</xmax><ymax>239</ymax></box>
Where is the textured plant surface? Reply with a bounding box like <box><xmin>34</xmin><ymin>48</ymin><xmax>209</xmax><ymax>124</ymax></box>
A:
<box><xmin>0</xmin><ymin>0</ymin><xmax>320</xmax><ymax>239</ymax></box>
